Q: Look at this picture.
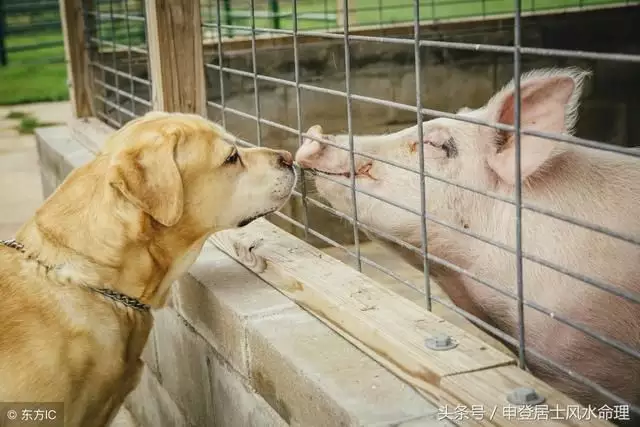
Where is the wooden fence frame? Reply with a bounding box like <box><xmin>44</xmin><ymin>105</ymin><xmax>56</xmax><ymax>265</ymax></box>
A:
<box><xmin>58</xmin><ymin>1</ymin><xmax>619</xmax><ymax>425</ymax></box>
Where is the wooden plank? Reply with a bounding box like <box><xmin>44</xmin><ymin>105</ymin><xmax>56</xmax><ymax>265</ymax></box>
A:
<box><xmin>210</xmin><ymin>218</ymin><xmax>515</xmax><ymax>403</ymax></box>
<box><xmin>59</xmin><ymin>0</ymin><xmax>94</xmax><ymax>118</ymax></box>
<box><xmin>440</xmin><ymin>366</ymin><xmax>615</xmax><ymax>426</ymax></box>
<box><xmin>145</xmin><ymin>0</ymin><xmax>207</xmax><ymax>115</ymax></box>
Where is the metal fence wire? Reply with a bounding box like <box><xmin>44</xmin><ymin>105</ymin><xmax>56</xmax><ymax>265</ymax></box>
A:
<box><xmin>199</xmin><ymin>0</ymin><xmax>640</xmax><ymax>422</ymax></box>
<box><xmin>84</xmin><ymin>0</ymin><xmax>640</xmax><ymax>423</ymax></box>
<box><xmin>0</xmin><ymin>0</ymin><xmax>64</xmax><ymax>66</ymax></box>
<box><xmin>83</xmin><ymin>0</ymin><xmax>152</xmax><ymax>128</ymax></box>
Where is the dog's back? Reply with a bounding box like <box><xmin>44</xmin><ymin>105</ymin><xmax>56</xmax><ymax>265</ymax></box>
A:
<box><xmin>0</xmin><ymin>245</ymin><xmax>152</xmax><ymax>427</ymax></box>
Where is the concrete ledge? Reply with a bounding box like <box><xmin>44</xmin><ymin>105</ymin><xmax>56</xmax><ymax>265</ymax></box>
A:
<box><xmin>175</xmin><ymin>243</ymin><xmax>445</xmax><ymax>426</ymax></box>
<box><xmin>35</xmin><ymin>124</ymin><xmax>450</xmax><ymax>426</ymax></box>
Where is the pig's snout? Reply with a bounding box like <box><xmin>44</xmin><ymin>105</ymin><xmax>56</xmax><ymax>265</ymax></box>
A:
<box><xmin>295</xmin><ymin>125</ymin><xmax>327</xmax><ymax>169</ymax></box>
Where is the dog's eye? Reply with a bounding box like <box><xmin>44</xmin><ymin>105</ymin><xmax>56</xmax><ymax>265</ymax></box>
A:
<box><xmin>224</xmin><ymin>150</ymin><xmax>239</xmax><ymax>165</ymax></box>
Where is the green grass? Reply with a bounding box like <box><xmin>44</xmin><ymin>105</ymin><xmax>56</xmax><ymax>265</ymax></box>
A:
<box><xmin>0</xmin><ymin>31</ymin><xmax>68</xmax><ymax>105</ymax></box>
<box><xmin>0</xmin><ymin>0</ymin><xmax>630</xmax><ymax>105</ymax></box>
<box><xmin>5</xmin><ymin>110</ymin><xmax>28</xmax><ymax>120</ymax></box>
<box><xmin>4</xmin><ymin>111</ymin><xmax>63</xmax><ymax>135</ymax></box>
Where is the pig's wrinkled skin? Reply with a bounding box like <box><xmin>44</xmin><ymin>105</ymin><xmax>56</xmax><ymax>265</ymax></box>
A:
<box><xmin>295</xmin><ymin>67</ymin><xmax>640</xmax><ymax>421</ymax></box>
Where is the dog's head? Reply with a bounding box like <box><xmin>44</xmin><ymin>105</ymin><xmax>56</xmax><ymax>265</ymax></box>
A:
<box><xmin>104</xmin><ymin>111</ymin><xmax>297</xmax><ymax>232</ymax></box>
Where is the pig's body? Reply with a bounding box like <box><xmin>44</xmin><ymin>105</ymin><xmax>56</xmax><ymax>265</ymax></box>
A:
<box><xmin>295</xmin><ymin>68</ymin><xmax>640</xmax><ymax>422</ymax></box>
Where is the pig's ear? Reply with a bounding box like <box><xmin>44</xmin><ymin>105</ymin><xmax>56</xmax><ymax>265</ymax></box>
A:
<box><xmin>485</xmin><ymin>68</ymin><xmax>589</xmax><ymax>185</ymax></box>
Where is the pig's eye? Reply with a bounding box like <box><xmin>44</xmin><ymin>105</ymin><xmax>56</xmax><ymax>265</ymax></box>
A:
<box><xmin>441</xmin><ymin>137</ymin><xmax>458</xmax><ymax>158</ymax></box>
<box><xmin>422</xmin><ymin>137</ymin><xmax>458</xmax><ymax>158</ymax></box>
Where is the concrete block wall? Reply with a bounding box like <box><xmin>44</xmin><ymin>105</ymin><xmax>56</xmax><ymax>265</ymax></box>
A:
<box><xmin>36</xmin><ymin>125</ymin><xmax>452</xmax><ymax>427</ymax></box>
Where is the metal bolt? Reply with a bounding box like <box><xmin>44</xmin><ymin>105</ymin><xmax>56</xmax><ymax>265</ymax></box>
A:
<box><xmin>424</xmin><ymin>333</ymin><xmax>458</xmax><ymax>351</ymax></box>
<box><xmin>506</xmin><ymin>387</ymin><xmax>546</xmax><ymax>406</ymax></box>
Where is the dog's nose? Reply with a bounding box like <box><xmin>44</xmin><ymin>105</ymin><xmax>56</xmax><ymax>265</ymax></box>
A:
<box><xmin>278</xmin><ymin>151</ymin><xmax>294</xmax><ymax>168</ymax></box>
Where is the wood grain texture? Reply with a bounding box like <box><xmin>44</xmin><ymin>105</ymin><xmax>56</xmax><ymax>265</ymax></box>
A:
<box><xmin>59</xmin><ymin>0</ymin><xmax>94</xmax><ymax>118</ymax></box>
<box><xmin>210</xmin><ymin>218</ymin><xmax>514</xmax><ymax>403</ymax></box>
<box><xmin>440</xmin><ymin>366</ymin><xmax>615</xmax><ymax>426</ymax></box>
<box><xmin>145</xmin><ymin>0</ymin><xmax>207</xmax><ymax>115</ymax></box>
<box><xmin>210</xmin><ymin>218</ymin><xmax>618</xmax><ymax>426</ymax></box>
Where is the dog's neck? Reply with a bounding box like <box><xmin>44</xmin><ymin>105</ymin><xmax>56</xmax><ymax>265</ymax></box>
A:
<box><xmin>14</xmin><ymin>155</ymin><xmax>210</xmax><ymax>309</ymax></box>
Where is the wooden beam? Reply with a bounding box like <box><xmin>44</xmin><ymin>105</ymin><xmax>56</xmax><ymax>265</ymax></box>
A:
<box><xmin>440</xmin><ymin>366</ymin><xmax>614</xmax><ymax>426</ymax></box>
<box><xmin>210</xmin><ymin>218</ymin><xmax>616</xmax><ymax>427</ymax></box>
<box><xmin>210</xmin><ymin>218</ymin><xmax>514</xmax><ymax>402</ymax></box>
<box><xmin>145</xmin><ymin>0</ymin><xmax>207</xmax><ymax>115</ymax></box>
<box><xmin>59</xmin><ymin>0</ymin><xmax>94</xmax><ymax>118</ymax></box>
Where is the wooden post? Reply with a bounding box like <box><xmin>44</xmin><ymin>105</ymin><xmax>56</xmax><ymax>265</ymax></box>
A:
<box><xmin>145</xmin><ymin>0</ymin><xmax>207</xmax><ymax>115</ymax></box>
<box><xmin>59</xmin><ymin>0</ymin><xmax>94</xmax><ymax>118</ymax></box>
<box><xmin>336</xmin><ymin>0</ymin><xmax>357</xmax><ymax>28</ymax></box>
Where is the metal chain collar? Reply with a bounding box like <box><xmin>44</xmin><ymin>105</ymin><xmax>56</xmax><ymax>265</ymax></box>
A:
<box><xmin>1</xmin><ymin>239</ymin><xmax>150</xmax><ymax>312</ymax></box>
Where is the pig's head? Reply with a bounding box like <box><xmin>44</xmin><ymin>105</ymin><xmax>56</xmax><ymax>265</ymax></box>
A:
<box><xmin>294</xmin><ymin>67</ymin><xmax>589</xmax><ymax>242</ymax></box>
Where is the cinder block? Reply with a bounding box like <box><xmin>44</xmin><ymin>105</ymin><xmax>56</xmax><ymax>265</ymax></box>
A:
<box><xmin>109</xmin><ymin>406</ymin><xmax>138</xmax><ymax>427</ymax></box>
<box><xmin>247</xmin><ymin>310</ymin><xmax>441</xmax><ymax>427</ymax></box>
<box><xmin>207</xmin><ymin>350</ymin><xmax>287</xmax><ymax>427</ymax></box>
<box><xmin>34</xmin><ymin>126</ymin><xmax>94</xmax><ymax>195</ymax></box>
<box><xmin>64</xmin><ymin>147</ymin><xmax>95</xmax><ymax>171</ymax></box>
<box><xmin>39</xmin><ymin>170</ymin><xmax>58</xmax><ymax>199</ymax></box>
<box><xmin>173</xmin><ymin>242</ymin><xmax>296</xmax><ymax>375</ymax></box>
<box><xmin>141</xmin><ymin>327</ymin><xmax>159</xmax><ymax>377</ymax></box>
<box><xmin>35</xmin><ymin>127</ymin><xmax>85</xmax><ymax>181</ymax></box>
<box><xmin>35</xmin><ymin>127</ymin><xmax>66</xmax><ymax>181</ymax></box>
<box><xmin>124</xmin><ymin>364</ymin><xmax>189</xmax><ymax>427</ymax></box>
<box><xmin>153</xmin><ymin>307</ymin><xmax>214</xmax><ymax>426</ymax></box>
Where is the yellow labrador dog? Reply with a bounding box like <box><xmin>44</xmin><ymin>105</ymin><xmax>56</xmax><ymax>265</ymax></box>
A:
<box><xmin>0</xmin><ymin>111</ymin><xmax>296</xmax><ymax>426</ymax></box>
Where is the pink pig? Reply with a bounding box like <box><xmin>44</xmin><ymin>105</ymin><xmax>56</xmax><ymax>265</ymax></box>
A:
<box><xmin>295</xmin><ymin>67</ymin><xmax>640</xmax><ymax>422</ymax></box>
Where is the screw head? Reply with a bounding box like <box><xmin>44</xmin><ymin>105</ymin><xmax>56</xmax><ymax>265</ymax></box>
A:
<box><xmin>506</xmin><ymin>387</ymin><xmax>545</xmax><ymax>406</ymax></box>
<box><xmin>424</xmin><ymin>333</ymin><xmax>458</xmax><ymax>351</ymax></box>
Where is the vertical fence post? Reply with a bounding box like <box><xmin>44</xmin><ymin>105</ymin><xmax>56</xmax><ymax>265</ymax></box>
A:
<box><xmin>269</xmin><ymin>0</ymin><xmax>280</xmax><ymax>30</ymax></box>
<box><xmin>145</xmin><ymin>0</ymin><xmax>207</xmax><ymax>115</ymax></box>
<box><xmin>223</xmin><ymin>0</ymin><xmax>233</xmax><ymax>38</ymax></box>
<box><xmin>59</xmin><ymin>0</ymin><xmax>94</xmax><ymax>118</ymax></box>
<box><xmin>0</xmin><ymin>0</ymin><xmax>7</xmax><ymax>67</ymax></box>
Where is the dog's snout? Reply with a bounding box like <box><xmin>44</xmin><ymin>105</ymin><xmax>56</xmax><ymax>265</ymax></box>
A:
<box><xmin>278</xmin><ymin>151</ymin><xmax>294</xmax><ymax>168</ymax></box>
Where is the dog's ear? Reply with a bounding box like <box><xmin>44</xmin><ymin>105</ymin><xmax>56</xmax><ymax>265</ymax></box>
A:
<box><xmin>107</xmin><ymin>128</ymin><xmax>184</xmax><ymax>227</ymax></box>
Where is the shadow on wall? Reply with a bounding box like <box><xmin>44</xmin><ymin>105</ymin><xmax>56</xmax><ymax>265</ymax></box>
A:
<box><xmin>100</xmin><ymin>6</ymin><xmax>640</xmax><ymax>248</ymax></box>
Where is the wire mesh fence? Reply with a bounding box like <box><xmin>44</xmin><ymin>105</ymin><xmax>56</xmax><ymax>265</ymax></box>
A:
<box><xmin>201</xmin><ymin>0</ymin><xmax>640</xmax><ymax>423</ymax></box>
<box><xmin>200</xmin><ymin>0</ymin><xmax>635</xmax><ymax>36</ymax></box>
<box><xmin>0</xmin><ymin>0</ymin><xmax>68</xmax><ymax>104</ymax></box>
<box><xmin>83</xmin><ymin>0</ymin><xmax>152</xmax><ymax>128</ymax></box>
<box><xmin>78</xmin><ymin>0</ymin><xmax>640</xmax><ymax>422</ymax></box>
<box><xmin>0</xmin><ymin>0</ymin><xmax>64</xmax><ymax>66</ymax></box>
